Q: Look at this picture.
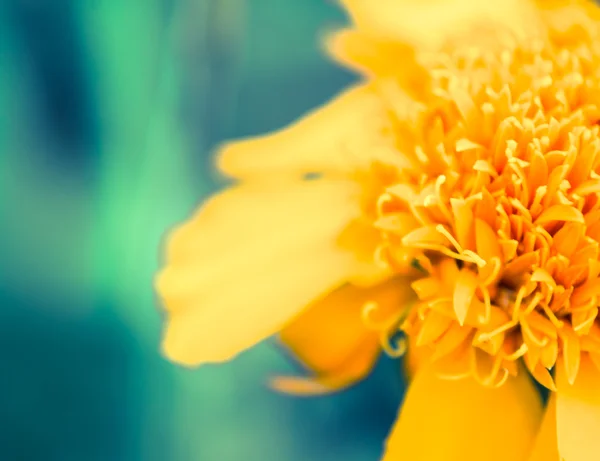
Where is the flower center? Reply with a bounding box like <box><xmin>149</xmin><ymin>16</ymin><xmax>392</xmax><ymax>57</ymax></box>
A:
<box><xmin>369</xmin><ymin>29</ymin><xmax>600</xmax><ymax>388</ymax></box>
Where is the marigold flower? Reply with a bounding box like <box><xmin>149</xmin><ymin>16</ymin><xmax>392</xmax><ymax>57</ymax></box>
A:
<box><xmin>156</xmin><ymin>0</ymin><xmax>600</xmax><ymax>459</ymax></box>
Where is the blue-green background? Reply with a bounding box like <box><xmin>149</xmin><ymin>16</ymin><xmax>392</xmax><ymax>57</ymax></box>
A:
<box><xmin>0</xmin><ymin>2</ymin><xmax>405</xmax><ymax>459</ymax></box>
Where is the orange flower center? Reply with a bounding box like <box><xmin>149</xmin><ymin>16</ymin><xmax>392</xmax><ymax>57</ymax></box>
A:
<box><xmin>370</xmin><ymin>27</ymin><xmax>600</xmax><ymax>389</ymax></box>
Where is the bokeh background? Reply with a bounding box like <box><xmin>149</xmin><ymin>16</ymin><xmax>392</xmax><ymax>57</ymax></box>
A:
<box><xmin>0</xmin><ymin>1</ymin><xmax>406</xmax><ymax>460</ymax></box>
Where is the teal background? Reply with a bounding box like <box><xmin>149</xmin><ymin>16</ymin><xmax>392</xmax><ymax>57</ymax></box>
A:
<box><xmin>0</xmin><ymin>1</ymin><xmax>405</xmax><ymax>460</ymax></box>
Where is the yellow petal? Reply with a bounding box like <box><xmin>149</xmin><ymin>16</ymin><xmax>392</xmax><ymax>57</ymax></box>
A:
<box><xmin>217</xmin><ymin>85</ymin><xmax>385</xmax><ymax>178</ymax></box>
<box><xmin>401</xmin><ymin>225</ymin><xmax>449</xmax><ymax>248</ymax></box>
<box><xmin>556</xmin><ymin>355</ymin><xmax>600</xmax><ymax>461</ymax></box>
<box><xmin>340</xmin><ymin>0</ymin><xmax>541</xmax><ymax>50</ymax></box>
<box><xmin>527</xmin><ymin>394</ymin><xmax>560</xmax><ymax>461</ymax></box>
<box><xmin>559</xmin><ymin>324</ymin><xmax>582</xmax><ymax>385</ymax></box>
<box><xmin>337</xmin><ymin>218</ymin><xmax>393</xmax><ymax>287</ymax></box>
<box><xmin>535</xmin><ymin>205</ymin><xmax>585</xmax><ymax>225</ymax></box>
<box><xmin>475</xmin><ymin>218</ymin><xmax>502</xmax><ymax>283</ymax></box>
<box><xmin>537</xmin><ymin>0</ymin><xmax>600</xmax><ymax>42</ymax></box>
<box><xmin>404</xmin><ymin>333</ymin><xmax>432</xmax><ymax>380</ymax></box>
<box><xmin>450</xmin><ymin>198</ymin><xmax>475</xmax><ymax>250</ymax></box>
<box><xmin>274</xmin><ymin>277</ymin><xmax>415</xmax><ymax>395</ymax></box>
<box><xmin>416</xmin><ymin>310</ymin><xmax>453</xmax><ymax>347</ymax></box>
<box><xmin>453</xmin><ymin>270</ymin><xmax>478</xmax><ymax>326</ymax></box>
<box><xmin>270</xmin><ymin>345</ymin><xmax>377</xmax><ymax>396</ymax></box>
<box><xmin>382</xmin><ymin>364</ymin><xmax>543</xmax><ymax>461</ymax></box>
<box><xmin>156</xmin><ymin>179</ymin><xmax>364</xmax><ymax>366</ymax></box>
<box><xmin>326</xmin><ymin>29</ymin><xmax>430</xmax><ymax>95</ymax></box>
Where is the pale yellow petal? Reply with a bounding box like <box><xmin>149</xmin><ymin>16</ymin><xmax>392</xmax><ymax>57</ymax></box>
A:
<box><xmin>217</xmin><ymin>85</ymin><xmax>387</xmax><ymax>178</ymax></box>
<box><xmin>273</xmin><ymin>277</ymin><xmax>414</xmax><ymax>395</ymax></box>
<box><xmin>527</xmin><ymin>394</ymin><xmax>560</xmax><ymax>461</ymax></box>
<box><xmin>326</xmin><ymin>29</ymin><xmax>430</xmax><ymax>94</ymax></box>
<box><xmin>382</xmin><ymin>364</ymin><xmax>543</xmax><ymax>461</ymax></box>
<box><xmin>556</xmin><ymin>355</ymin><xmax>600</xmax><ymax>461</ymax></box>
<box><xmin>156</xmin><ymin>179</ymin><xmax>365</xmax><ymax>366</ymax></box>
<box><xmin>340</xmin><ymin>0</ymin><xmax>542</xmax><ymax>49</ymax></box>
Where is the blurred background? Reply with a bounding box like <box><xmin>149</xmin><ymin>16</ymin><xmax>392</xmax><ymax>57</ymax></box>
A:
<box><xmin>0</xmin><ymin>1</ymin><xmax>405</xmax><ymax>459</ymax></box>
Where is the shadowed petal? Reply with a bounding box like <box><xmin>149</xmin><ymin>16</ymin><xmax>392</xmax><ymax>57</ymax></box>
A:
<box><xmin>382</xmin><ymin>364</ymin><xmax>542</xmax><ymax>460</ymax></box>
<box><xmin>273</xmin><ymin>277</ymin><xmax>415</xmax><ymax>394</ymax></box>
<box><xmin>527</xmin><ymin>394</ymin><xmax>559</xmax><ymax>461</ymax></box>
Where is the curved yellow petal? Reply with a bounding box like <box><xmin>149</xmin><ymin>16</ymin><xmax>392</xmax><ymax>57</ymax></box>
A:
<box><xmin>382</xmin><ymin>365</ymin><xmax>543</xmax><ymax>461</ymax></box>
<box><xmin>527</xmin><ymin>394</ymin><xmax>560</xmax><ymax>461</ymax></box>
<box><xmin>156</xmin><ymin>179</ymin><xmax>365</xmax><ymax>366</ymax></box>
<box><xmin>340</xmin><ymin>0</ymin><xmax>542</xmax><ymax>49</ymax></box>
<box><xmin>556</xmin><ymin>355</ymin><xmax>600</xmax><ymax>461</ymax></box>
<box><xmin>273</xmin><ymin>277</ymin><xmax>415</xmax><ymax>395</ymax></box>
<box><xmin>217</xmin><ymin>85</ymin><xmax>387</xmax><ymax>179</ymax></box>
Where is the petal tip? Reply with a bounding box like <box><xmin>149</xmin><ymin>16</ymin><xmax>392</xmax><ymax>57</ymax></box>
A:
<box><xmin>161</xmin><ymin>317</ymin><xmax>222</xmax><ymax>368</ymax></box>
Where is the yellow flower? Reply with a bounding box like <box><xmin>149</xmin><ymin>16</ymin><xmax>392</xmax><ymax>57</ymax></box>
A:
<box><xmin>156</xmin><ymin>0</ymin><xmax>600</xmax><ymax>459</ymax></box>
